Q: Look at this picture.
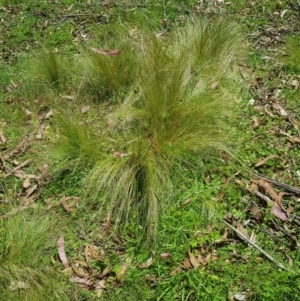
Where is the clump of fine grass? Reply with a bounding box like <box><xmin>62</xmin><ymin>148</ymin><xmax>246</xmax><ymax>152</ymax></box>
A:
<box><xmin>174</xmin><ymin>18</ymin><xmax>243</xmax><ymax>84</ymax></box>
<box><xmin>50</xmin><ymin>17</ymin><xmax>243</xmax><ymax>241</ymax></box>
<box><xmin>47</xmin><ymin>114</ymin><xmax>107</xmax><ymax>174</ymax></box>
<box><xmin>0</xmin><ymin>212</ymin><xmax>70</xmax><ymax>301</ymax></box>
<box><xmin>36</xmin><ymin>51</ymin><xmax>61</xmax><ymax>88</ymax></box>
<box><xmin>18</xmin><ymin>50</ymin><xmax>73</xmax><ymax>99</ymax></box>
<box><xmin>83</xmin><ymin>29</ymin><xmax>138</xmax><ymax>102</ymax></box>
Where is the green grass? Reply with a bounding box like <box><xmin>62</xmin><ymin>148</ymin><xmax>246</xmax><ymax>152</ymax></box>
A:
<box><xmin>282</xmin><ymin>35</ymin><xmax>300</xmax><ymax>73</ymax></box>
<box><xmin>0</xmin><ymin>211</ymin><xmax>70</xmax><ymax>301</ymax></box>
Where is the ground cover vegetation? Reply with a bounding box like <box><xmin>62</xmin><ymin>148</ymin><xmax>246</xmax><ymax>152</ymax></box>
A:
<box><xmin>1</xmin><ymin>0</ymin><xmax>300</xmax><ymax>300</ymax></box>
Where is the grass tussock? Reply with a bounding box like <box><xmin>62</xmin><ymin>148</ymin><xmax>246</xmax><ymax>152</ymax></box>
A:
<box><xmin>18</xmin><ymin>51</ymin><xmax>73</xmax><ymax>100</ymax></box>
<box><xmin>0</xmin><ymin>212</ymin><xmax>70</xmax><ymax>301</ymax></box>
<box><xmin>82</xmin><ymin>30</ymin><xmax>138</xmax><ymax>102</ymax></box>
<box><xmin>48</xmin><ymin>115</ymin><xmax>106</xmax><ymax>173</ymax></box>
<box><xmin>49</xmin><ymin>18</ymin><xmax>244</xmax><ymax>241</ymax></box>
<box><xmin>174</xmin><ymin>18</ymin><xmax>241</xmax><ymax>82</ymax></box>
<box><xmin>37</xmin><ymin>51</ymin><xmax>61</xmax><ymax>88</ymax></box>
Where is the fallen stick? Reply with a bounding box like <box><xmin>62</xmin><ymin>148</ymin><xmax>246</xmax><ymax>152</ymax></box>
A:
<box><xmin>222</xmin><ymin>220</ymin><xmax>294</xmax><ymax>273</ymax></box>
<box><xmin>252</xmin><ymin>189</ymin><xmax>273</xmax><ymax>206</ymax></box>
<box><xmin>247</xmin><ymin>171</ymin><xmax>300</xmax><ymax>196</ymax></box>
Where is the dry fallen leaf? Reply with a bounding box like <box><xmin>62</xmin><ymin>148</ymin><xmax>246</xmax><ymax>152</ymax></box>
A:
<box><xmin>85</xmin><ymin>245</ymin><xmax>104</xmax><ymax>262</ymax></box>
<box><xmin>5</xmin><ymin>86</ymin><xmax>12</xmax><ymax>93</ymax></box>
<box><xmin>44</xmin><ymin>110</ymin><xmax>53</xmax><ymax>119</ymax></box>
<box><xmin>251</xmin><ymin>116</ymin><xmax>261</xmax><ymax>129</ymax></box>
<box><xmin>90</xmin><ymin>47</ymin><xmax>121</xmax><ymax>56</ymax></box>
<box><xmin>95</xmin><ymin>279</ymin><xmax>106</xmax><ymax>297</ymax></box>
<box><xmin>60</xmin><ymin>95</ymin><xmax>75</xmax><ymax>100</ymax></box>
<box><xmin>69</xmin><ymin>276</ymin><xmax>93</xmax><ymax>286</ymax></box>
<box><xmin>270</xmin><ymin>202</ymin><xmax>288</xmax><ymax>221</ymax></box>
<box><xmin>0</xmin><ymin>130</ymin><xmax>6</xmax><ymax>143</ymax></box>
<box><xmin>8</xmin><ymin>281</ymin><xmax>29</xmax><ymax>291</ymax></box>
<box><xmin>38</xmin><ymin>165</ymin><xmax>51</xmax><ymax>182</ymax></box>
<box><xmin>161</xmin><ymin>253</ymin><xmax>170</xmax><ymax>259</ymax></box>
<box><xmin>58</xmin><ymin>236</ymin><xmax>69</xmax><ymax>269</ymax></box>
<box><xmin>84</xmin><ymin>245</ymin><xmax>90</xmax><ymax>267</ymax></box>
<box><xmin>183</xmin><ymin>257</ymin><xmax>192</xmax><ymax>269</ymax></box>
<box><xmin>170</xmin><ymin>265</ymin><xmax>182</xmax><ymax>276</ymax></box>
<box><xmin>289</xmin><ymin>116</ymin><xmax>298</xmax><ymax>129</ymax></box>
<box><xmin>71</xmin><ymin>260</ymin><xmax>90</xmax><ymax>278</ymax></box>
<box><xmin>228</xmin><ymin>284</ymin><xmax>235</xmax><ymax>301</ymax></box>
<box><xmin>113</xmin><ymin>152</ymin><xmax>129</xmax><ymax>158</ymax></box>
<box><xmin>116</xmin><ymin>265</ymin><xmax>126</xmax><ymax>282</ymax></box>
<box><xmin>36</xmin><ymin>124</ymin><xmax>45</xmax><ymax>139</ymax></box>
<box><xmin>10</xmin><ymin>79</ymin><xmax>18</xmax><ymax>88</ymax></box>
<box><xmin>285</xmin><ymin>252</ymin><xmax>294</xmax><ymax>267</ymax></box>
<box><xmin>0</xmin><ymin>156</ymin><xmax>6</xmax><ymax>170</ymax></box>
<box><xmin>249</xmin><ymin>231</ymin><xmax>256</xmax><ymax>243</ymax></box>
<box><xmin>183</xmin><ymin>198</ymin><xmax>191</xmax><ymax>206</ymax></box>
<box><xmin>65</xmin><ymin>3</ymin><xmax>74</xmax><ymax>11</ymax></box>
<box><xmin>255</xmin><ymin>155</ymin><xmax>278</xmax><ymax>167</ymax></box>
<box><xmin>24</xmin><ymin>109</ymin><xmax>33</xmax><ymax>116</ymax></box>
<box><xmin>105</xmin><ymin>211</ymin><xmax>112</xmax><ymax>237</ymax></box>
<box><xmin>288</xmin><ymin>136</ymin><xmax>300</xmax><ymax>144</ymax></box>
<box><xmin>251</xmin><ymin>179</ymin><xmax>281</xmax><ymax>207</ymax></box>
<box><xmin>203</xmin><ymin>253</ymin><xmax>212</xmax><ymax>266</ymax></box>
<box><xmin>291</xmin><ymin>79</ymin><xmax>299</xmax><ymax>89</ymax></box>
<box><xmin>188</xmin><ymin>249</ymin><xmax>200</xmax><ymax>269</ymax></box>
<box><xmin>44</xmin><ymin>196</ymin><xmax>56</xmax><ymax>210</ymax></box>
<box><xmin>13</xmin><ymin>159</ymin><xmax>32</xmax><ymax>172</ymax></box>
<box><xmin>210</xmin><ymin>82</ymin><xmax>218</xmax><ymax>89</ymax></box>
<box><xmin>249</xmin><ymin>205</ymin><xmax>263</xmax><ymax>220</ymax></box>
<box><xmin>73</xmin><ymin>260</ymin><xmax>89</xmax><ymax>268</ymax></box>
<box><xmin>234</xmin><ymin>221</ymin><xmax>249</xmax><ymax>240</ymax></box>
<box><xmin>272</xmin><ymin>102</ymin><xmax>288</xmax><ymax>116</ymax></box>
<box><xmin>81</xmin><ymin>105</ymin><xmax>90</xmax><ymax>113</ymax></box>
<box><xmin>101</xmin><ymin>266</ymin><xmax>111</xmax><ymax>277</ymax></box>
<box><xmin>235</xmin><ymin>179</ymin><xmax>246</xmax><ymax>189</ymax></box>
<box><xmin>234</xmin><ymin>292</ymin><xmax>247</xmax><ymax>301</ymax></box>
<box><xmin>264</xmin><ymin>105</ymin><xmax>274</xmax><ymax>117</ymax></box>
<box><xmin>22</xmin><ymin>177</ymin><xmax>31</xmax><ymax>189</ymax></box>
<box><xmin>25</xmin><ymin>184</ymin><xmax>38</xmax><ymax>199</ymax></box>
<box><xmin>139</xmin><ymin>257</ymin><xmax>153</xmax><ymax>269</ymax></box>
<box><xmin>260</xmin><ymin>36</ymin><xmax>271</xmax><ymax>44</ymax></box>
<box><xmin>248</xmin><ymin>98</ymin><xmax>255</xmax><ymax>105</ymax></box>
<box><xmin>61</xmin><ymin>196</ymin><xmax>79</xmax><ymax>212</ymax></box>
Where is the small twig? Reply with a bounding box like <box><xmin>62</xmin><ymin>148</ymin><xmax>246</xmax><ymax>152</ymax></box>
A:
<box><xmin>58</xmin><ymin>13</ymin><xmax>106</xmax><ymax>18</ymax></box>
<box><xmin>105</xmin><ymin>211</ymin><xmax>112</xmax><ymax>238</ymax></box>
<box><xmin>247</xmin><ymin>171</ymin><xmax>300</xmax><ymax>196</ymax></box>
<box><xmin>252</xmin><ymin>189</ymin><xmax>273</xmax><ymax>206</ymax></box>
<box><xmin>222</xmin><ymin>220</ymin><xmax>294</xmax><ymax>273</ymax></box>
<box><xmin>288</xmin><ymin>214</ymin><xmax>300</xmax><ymax>226</ymax></box>
<box><xmin>4</xmin><ymin>158</ymin><xmax>33</xmax><ymax>178</ymax></box>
